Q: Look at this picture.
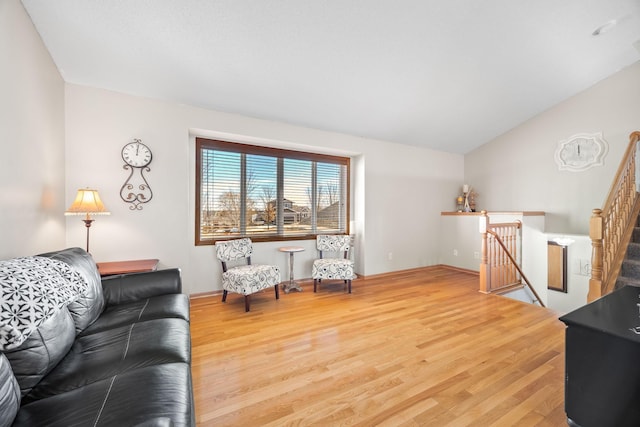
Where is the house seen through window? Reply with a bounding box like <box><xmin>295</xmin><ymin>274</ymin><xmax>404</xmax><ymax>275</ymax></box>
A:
<box><xmin>196</xmin><ymin>138</ymin><xmax>350</xmax><ymax>244</ymax></box>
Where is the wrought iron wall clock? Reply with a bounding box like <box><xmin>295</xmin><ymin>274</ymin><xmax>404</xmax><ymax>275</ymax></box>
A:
<box><xmin>120</xmin><ymin>139</ymin><xmax>153</xmax><ymax>209</ymax></box>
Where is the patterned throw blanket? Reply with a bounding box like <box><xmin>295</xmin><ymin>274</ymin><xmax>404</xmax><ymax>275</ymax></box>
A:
<box><xmin>0</xmin><ymin>256</ymin><xmax>88</xmax><ymax>350</ymax></box>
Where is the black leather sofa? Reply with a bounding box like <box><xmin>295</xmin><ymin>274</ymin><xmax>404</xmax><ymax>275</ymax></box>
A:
<box><xmin>0</xmin><ymin>248</ymin><xmax>194</xmax><ymax>426</ymax></box>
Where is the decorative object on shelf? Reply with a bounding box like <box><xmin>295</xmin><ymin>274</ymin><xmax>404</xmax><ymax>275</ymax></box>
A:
<box><xmin>120</xmin><ymin>138</ymin><xmax>153</xmax><ymax>210</ymax></box>
<box><xmin>554</xmin><ymin>132</ymin><xmax>608</xmax><ymax>172</ymax></box>
<box><xmin>65</xmin><ymin>188</ymin><xmax>110</xmax><ymax>252</ymax></box>
<box><xmin>468</xmin><ymin>189</ymin><xmax>477</xmax><ymax>212</ymax></box>
<box><xmin>458</xmin><ymin>184</ymin><xmax>478</xmax><ymax>212</ymax></box>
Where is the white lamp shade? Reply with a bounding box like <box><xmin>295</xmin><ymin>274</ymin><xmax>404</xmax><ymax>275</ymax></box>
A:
<box><xmin>65</xmin><ymin>189</ymin><xmax>110</xmax><ymax>216</ymax></box>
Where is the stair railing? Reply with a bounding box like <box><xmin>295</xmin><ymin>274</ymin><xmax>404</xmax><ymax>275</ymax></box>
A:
<box><xmin>589</xmin><ymin>131</ymin><xmax>640</xmax><ymax>302</ymax></box>
<box><xmin>479</xmin><ymin>211</ymin><xmax>545</xmax><ymax>307</ymax></box>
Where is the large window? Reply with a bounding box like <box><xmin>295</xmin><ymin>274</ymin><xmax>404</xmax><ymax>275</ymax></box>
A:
<box><xmin>196</xmin><ymin>138</ymin><xmax>350</xmax><ymax>244</ymax></box>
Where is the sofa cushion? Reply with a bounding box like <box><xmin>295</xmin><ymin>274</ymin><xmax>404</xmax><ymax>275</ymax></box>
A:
<box><xmin>13</xmin><ymin>363</ymin><xmax>193</xmax><ymax>427</ymax></box>
<box><xmin>3</xmin><ymin>308</ymin><xmax>76</xmax><ymax>397</ymax></box>
<box><xmin>0</xmin><ymin>353</ymin><xmax>20</xmax><ymax>427</ymax></box>
<box><xmin>24</xmin><ymin>318</ymin><xmax>191</xmax><ymax>403</ymax></box>
<box><xmin>0</xmin><ymin>256</ymin><xmax>87</xmax><ymax>350</ymax></box>
<box><xmin>39</xmin><ymin>247</ymin><xmax>105</xmax><ymax>333</ymax></box>
<box><xmin>80</xmin><ymin>294</ymin><xmax>190</xmax><ymax>336</ymax></box>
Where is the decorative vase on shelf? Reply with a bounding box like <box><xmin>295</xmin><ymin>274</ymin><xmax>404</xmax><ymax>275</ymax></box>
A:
<box><xmin>469</xmin><ymin>191</ymin><xmax>477</xmax><ymax>212</ymax></box>
<box><xmin>464</xmin><ymin>192</ymin><xmax>472</xmax><ymax>212</ymax></box>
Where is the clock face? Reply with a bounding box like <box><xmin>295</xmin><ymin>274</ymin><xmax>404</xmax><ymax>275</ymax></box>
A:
<box><xmin>558</xmin><ymin>139</ymin><xmax>599</xmax><ymax>166</ymax></box>
<box><xmin>122</xmin><ymin>141</ymin><xmax>152</xmax><ymax>167</ymax></box>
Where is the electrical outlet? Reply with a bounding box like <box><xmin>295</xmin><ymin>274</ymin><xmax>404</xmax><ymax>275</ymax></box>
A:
<box><xmin>453</xmin><ymin>249</ymin><xmax>458</xmax><ymax>256</ymax></box>
<box><xmin>388</xmin><ymin>252</ymin><xmax>393</xmax><ymax>261</ymax></box>
<box><xmin>574</xmin><ymin>258</ymin><xmax>591</xmax><ymax>276</ymax></box>
<box><xmin>473</xmin><ymin>252</ymin><xmax>480</xmax><ymax>259</ymax></box>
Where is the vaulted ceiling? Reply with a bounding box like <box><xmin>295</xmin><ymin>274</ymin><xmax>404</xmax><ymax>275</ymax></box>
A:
<box><xmin>21</xmin><ymin>0</ymin><xmax>640</xmax><ymax>153</ymax></box>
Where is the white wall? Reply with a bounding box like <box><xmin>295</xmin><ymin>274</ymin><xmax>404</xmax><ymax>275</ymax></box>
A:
<box><xmin>439</xmin><ymin>214</ymin><xmax>482</xmax><ymax>270</ymax></box>
<box><xmin>5</xmin><ymin>0</ymin><xmax>633</xmax><ymax>308</ymax></box>
<box><xmin>65</xmin><ymin>84</ymin><xmax>464</xmax><ymax>294</ymax></box>
<box><xmin>0</xmin><ymin>0</ymin><xmax>66</xmax><ymax>258</ymax></box>
<box><xmin>465</xmin><ymin>61</ymin><xmax>640</xmax><ymax>235</ymax></box>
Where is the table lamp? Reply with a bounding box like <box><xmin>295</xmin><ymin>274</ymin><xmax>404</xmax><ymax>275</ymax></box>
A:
<box><xmin>65</xmin><ymin>188</ymin><xmax>110</xmax><ymax>253</ymax></box>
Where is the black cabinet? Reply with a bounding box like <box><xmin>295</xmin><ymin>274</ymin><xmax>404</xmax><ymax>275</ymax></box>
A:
<box><xmin>560</xmin><ymin>286</ymin><xmax>640</xmax><ymax>427</ymax></box>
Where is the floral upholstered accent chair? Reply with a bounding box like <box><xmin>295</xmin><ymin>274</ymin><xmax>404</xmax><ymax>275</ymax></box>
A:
<box><xmin>215</xmin><ymin>238</ymin><xmax>281</xmax><ymax>312</ymax></box>
<box><xmin>311</xmin><ymin>234</ymin><xmax>355</xmax><ymax>293</ymax></box>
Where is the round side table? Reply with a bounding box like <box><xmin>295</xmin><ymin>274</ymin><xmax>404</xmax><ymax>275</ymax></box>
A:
<box><xmin>278</xmin><ymin>246</ymin><xmax>305</xmax><ymax>293</ymax></box>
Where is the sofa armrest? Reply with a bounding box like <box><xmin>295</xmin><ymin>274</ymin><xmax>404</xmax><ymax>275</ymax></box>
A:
<box><xmin>101</xmin><ymin>268</ymin><xmax>182</xmax><ymax>306</ymax></box>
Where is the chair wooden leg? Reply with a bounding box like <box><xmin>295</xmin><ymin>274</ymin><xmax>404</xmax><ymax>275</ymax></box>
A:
<box><xmin>222</xmin><ymin>290</ymin><xmax>228</xmax><ymax>302</ymax></box>
<box><xmin>275</xmin><ymin>285</ymin><xmax>280</xmax><ymax>300</ymax></box>
<box><xmin>313</xmin><ymin>279</ymin><xmax>317</xmax><ymax>292</ymax></box>
<box><xmin>244</xmin><ymin>295</ymin><xmax>250</xmax><ymax>312</ymax></box>
<box><xmin>348</xmin><ymin>279</ymin><xmax>352</xmax><ymax>294</ymax></box>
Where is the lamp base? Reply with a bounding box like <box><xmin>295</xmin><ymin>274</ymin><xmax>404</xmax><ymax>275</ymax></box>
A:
<box><xmin>82</xmin><ymin>219</ymin><xmax>94</xmax><ymax>253</ymax></box>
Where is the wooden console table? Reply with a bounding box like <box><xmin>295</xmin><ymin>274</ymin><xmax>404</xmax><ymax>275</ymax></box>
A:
<box><xmin>97</xmin><ymin>259</ymin><xmax>159</xmax><ymax>277</ymax></box>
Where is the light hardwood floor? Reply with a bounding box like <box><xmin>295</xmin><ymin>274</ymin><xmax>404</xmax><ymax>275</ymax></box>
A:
<box><xmin>190</xmin><ymin>266</ymin><xmax>568</xmax><ymax>426</ymax></box>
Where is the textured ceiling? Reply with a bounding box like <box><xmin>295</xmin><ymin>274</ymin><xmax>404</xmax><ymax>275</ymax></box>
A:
<box><xmin>21</xmin><ymin>0</ymin><xmax>640</xmax><ymax>153</ymax></box>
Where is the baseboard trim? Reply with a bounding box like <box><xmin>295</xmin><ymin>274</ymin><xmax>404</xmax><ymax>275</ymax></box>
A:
<box><xmin>357</xmin><ymin>264</ymin><xmax>479</xmax><ymax>280</ymax></box>
<box><xmin>190</xmin><ymin>265</ymin><xmax>478</xmax><ymax>298</ymax></box>
<box><xmin>438</xmin><ymin>265</ymin><xmax>480</xmax><ymax>276</ymax></box>
<box><xmin>190</xmin><ymin>290</ymin><xmax>221</xmax><ymax>299</ymax></box>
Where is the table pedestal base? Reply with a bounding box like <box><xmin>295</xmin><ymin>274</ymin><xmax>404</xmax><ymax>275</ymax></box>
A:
<box><xmin>283</xmin><ymin>281</ymin><xmax>303</xmax><ymax>293</ymax></box>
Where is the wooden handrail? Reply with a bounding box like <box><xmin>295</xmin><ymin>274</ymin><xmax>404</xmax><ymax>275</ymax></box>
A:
<box><xmin>589</xmin><ymin>131</ymin><xmax>640</xmax><ymax>302</ymax></box>
<box><xmin>602</xmin><ymin>131</ymin><xmax>640</xmax><ymax>213</ymax></box>
<box><xmin>486</xmin><ymin>229</ymin><xmax>545</xmax><ymax>307</ymax></box>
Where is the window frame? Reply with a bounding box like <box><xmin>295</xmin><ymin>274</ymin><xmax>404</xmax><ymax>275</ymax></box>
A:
<box><xmin>195</xmin><ymin>137</ymin><xmax>350</xmax><ymax>245</ymax></box>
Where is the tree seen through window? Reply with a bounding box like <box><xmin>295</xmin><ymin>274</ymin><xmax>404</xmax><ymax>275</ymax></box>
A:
<box><xmin>196</xmin><ymin>138</ymin><xmax>349</xmax><ymax>244</ymax></box>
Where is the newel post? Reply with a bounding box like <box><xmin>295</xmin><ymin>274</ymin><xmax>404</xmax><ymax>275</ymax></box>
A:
<box><xmin>588</xmin><ymin>208</ymin><xmax>604</xmax><ymax>302</ymax></box>
<box><xmin>479</xmin><ymin>210</ymin><xmax>490</xmax><ymax>294</ymax></box>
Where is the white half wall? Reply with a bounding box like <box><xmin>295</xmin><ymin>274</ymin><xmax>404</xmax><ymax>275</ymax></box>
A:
<box><xmin>438</xmin><ymin>214</ymin><xmax>482</xmax><ymax>270</ymax></box>
<box><xmin>0</xmin><ymin>0</ymin><xmax>65</xmax><ymax>258</ymax></box>
<box><xmin>64</xmin><ymin>84</ymin><xmax>464</xmax><ymax>294</ymax></box>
